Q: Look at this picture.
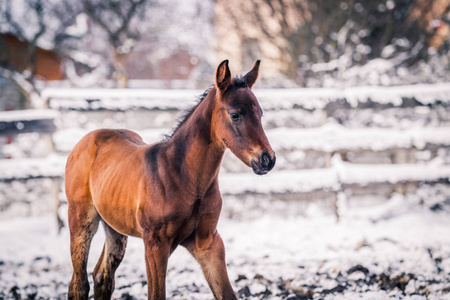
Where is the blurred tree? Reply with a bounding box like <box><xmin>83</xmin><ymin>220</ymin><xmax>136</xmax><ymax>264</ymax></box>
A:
<box><xmin>80</xmin><ymin>0</ymin><xmax>151</xmax><ymax>87</ymax></box>
<box><xmin>1</xmin><ymin>0</ymin><xmax>213</xmax><ymax>88</ymax></box>
<box><xmin>0</xmin><ymin>0</ymin><xmax>52</xmax><ymax>107</ymax></box>
<box><xmin>220</xmin><ymin>0</ymin><xmax>450</xmax><ymax>85</ymax></box>
<box><xmin>1</xmin><ymin>0</ymin><xmax>45</xmax><ymax>76</ymax></box>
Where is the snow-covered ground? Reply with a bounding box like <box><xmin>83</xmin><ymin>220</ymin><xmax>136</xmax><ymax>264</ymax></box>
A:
<box><xmin>0</xmin><ymin>184</ymin><xmax>449</xmax><ymax>299</ymax></box>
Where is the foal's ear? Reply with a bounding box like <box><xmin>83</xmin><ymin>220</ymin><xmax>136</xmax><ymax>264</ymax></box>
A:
<box><xmin>216</xmin><ymin>60</ymin><xmax>231</xmax><ymax>92</ymax></box>
<box><xmin>243</xmin><ymin>60</ymin><xmax>261</xmax><ymax>89</ymax></box>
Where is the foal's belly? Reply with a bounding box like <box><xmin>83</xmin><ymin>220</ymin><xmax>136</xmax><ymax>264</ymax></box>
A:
<box><xmin>90</xmin><ymin>148</ymin><xmax>146</xmax><ymax>237</ymax></box>
<box><xmin>94</xmin><ymin>183</ymin><xmax>198</xmax><ymax>247</ymax></box>
<box><xmin>94</xmin><ymin>197</ymin><xmax>143</xmax><ymax>238</ymax></box>
<box><xmin>91</xmin><ymin>179</ymin><xmax>143</xmax><ymax>237</ymax></box>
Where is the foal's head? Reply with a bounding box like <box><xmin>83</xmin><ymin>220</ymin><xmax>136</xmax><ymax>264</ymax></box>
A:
<box><xmin>212</xmin><ymin>60</ymin><xmax>275</xmax><ymax>175</ymax></box>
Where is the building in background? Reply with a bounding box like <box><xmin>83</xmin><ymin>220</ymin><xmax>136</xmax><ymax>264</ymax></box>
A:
<box><xmin>0</xmin><ymin>33</ymin><xmax>63</xmax><ymax>81</ymax></box>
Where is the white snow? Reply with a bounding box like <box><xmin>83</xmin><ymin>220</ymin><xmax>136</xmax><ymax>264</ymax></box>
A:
<box><xmin>219</xmin><ymin>168</ymin><xmax>340</xmax><ymax>194</ymax></box>
<box><xmin>267</xmin><ymin>124</ymin><xmax>450</xmax><ymax>152</ymax></box>
<box><xmin>0</xmin><ymin>154</ymin><xmax>65</xmax><ymax>181</ymax></box>
<box><xmin>1</xmin><ymin>185</ymin><xmax>449</xmax><ymax>299</ymax></box>
<box><xmin>42</xmin><ymin>83</ymin><xmax>450</xmax><ymax>111</ymax></box>
<box><xmin>219</xmin><ymin>157</ymin><xmax>450</xmax><ymax>195</ymax></box>
<box><xmin>65</xmin><ymin>13</ymin><xmax>89</xmax><ymax>37</ymax></box>
<box><xmin>43</xmin><ymin>88</ymin><xmax>201</xmax><ymax>111</ymax></box>
<box><xmin>255</xmin><ymin>88</ymin><xmax>339</xmax><ymax>110</ymax></box>
<box><xmin>344</xmin><ymin>83</ymin><xmax>450</xmax><ymax>107</ymax></box>
<box><xmin>0</xmin><ymin>109</ymin><xmax>59</xmax><ymax>122</ymax></box>
<box><xmin>337</xmin><ymin>159</ymin><xmax>450</xmax><ymax>186</ymax></box>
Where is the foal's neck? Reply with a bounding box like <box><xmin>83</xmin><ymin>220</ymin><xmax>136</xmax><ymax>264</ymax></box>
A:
<box><xmin>168</xmin><ymin>88</ymin><xmax>224</xmax><ymax>197</ymax></box>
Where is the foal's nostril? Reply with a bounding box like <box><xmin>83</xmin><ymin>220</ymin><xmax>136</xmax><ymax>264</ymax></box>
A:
<box><xmin>261</xmin><ymin>151</ymin><xmax>271</xmax><ymax>168</ymax></box>
<box><xmin>252</xmin><ymin>151</ymin><xmax>275</xmax><ymax>175</ymax></box>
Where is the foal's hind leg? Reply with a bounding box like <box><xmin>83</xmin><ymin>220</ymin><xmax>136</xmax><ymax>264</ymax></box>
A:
<box><xmin>68</xmin><ymin>202</ymin><xmax>100</xmax><ymax>300</ymax></box>
<box><xmin>93</xmin><ymin>221</ymin><xmax>128</xmax><ymax>299</ymax></box>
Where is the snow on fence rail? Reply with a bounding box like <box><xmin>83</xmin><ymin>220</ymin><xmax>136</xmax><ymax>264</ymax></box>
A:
<box><xmin>43</xmin><ymin>88</ymin><xmax>200</xmax><ymax>111</ymax></box>
<box><xmin>0</xmin><ymin>155</ymin><xmax>65</xmax><ymax>182</ymax></box>
<box><xmin>257</xmin><ymin>83</ymin><xmax>450</xmax><ymax>110</ymax></box>
<box><xmin>219</xmin><ymin>157</ymin><xmax>450</xmax><ymax>195</ymax></box>
<box><xmin>0</xmin><ymin>109</ymin><xmax>59</xmax><ymax>135</ymax></box>
<box><xmin>268</xmin><ymin>124</ymin><xmax>450</xmax><ymax>152</ymax></box>
<box><xmin>42</xmin><ymin>83</ymin><xmax>450</xmax><ymax>111</ymax></box>
<box><xmin>52</xmin><ymin>124</ymin><xmax>450</xmax><ymax>154</ymax></box>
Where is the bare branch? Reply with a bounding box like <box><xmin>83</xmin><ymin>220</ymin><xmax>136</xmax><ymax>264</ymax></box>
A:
<box><xmin>82</xmin><ymin>0</ymin><xmax>147</xmax><ymax>48</ymax></box>
<box><xmin>0</xmin><ymin>66</ymin><xmax>43</xmax><ymax>108</ymax></box>
<box><xmin>29</xmin><ymin>0</ymin><xmax>46</xmax><ymax>45</ymax></box>
<box><xmin>82</xmin><ymin>0</ymin><xmax>115</xmax><ymax>39</ymax></box>
<box><xmin>2</xmin><ymin>0</ymin><xmax>25</xmax><ymax>39</ymax></box>
<box><xmin>252</xmin><ymin>1</ymin><xmax>278</xmax><ymax>40</ymax></box>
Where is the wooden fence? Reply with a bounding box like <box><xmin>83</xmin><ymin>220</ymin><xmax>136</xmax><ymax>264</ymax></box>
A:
<box><xmin>1</xmin><ymin>84</ymin><xmax>449</xmax><ymax>227</ymax></box>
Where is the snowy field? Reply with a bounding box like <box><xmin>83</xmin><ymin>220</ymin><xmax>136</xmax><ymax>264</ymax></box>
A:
<box><xmin>1</xmin><ymin>84</ymin><xmax>450</xmax><ymax>299</ymax></box>
<box><xmin>0</xmin><ymin>184</ymin><xmax>449</xmax><ymax>299</ymax></box>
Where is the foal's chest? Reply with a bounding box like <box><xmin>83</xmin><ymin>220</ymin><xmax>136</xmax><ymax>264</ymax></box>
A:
<box><xmin>139</xmin><ymin>197</ymin><xmax>207</xmax><ymax>242</ymax></box>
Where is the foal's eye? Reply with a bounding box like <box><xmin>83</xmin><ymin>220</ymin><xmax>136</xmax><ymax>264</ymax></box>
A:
<box><xmin>229</xmin><ymin>113</ymin><xmax>240</xmax><ymax>122</ymax></box>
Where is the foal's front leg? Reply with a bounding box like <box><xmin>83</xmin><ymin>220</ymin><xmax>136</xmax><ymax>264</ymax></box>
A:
<box><xmin>143</xmin><ymin>232</ymin><xmax>170</xmax><ymax>300</ymax></box>
<box><xmin>185</xmin><ymin>231</ymin><xmax>237</xmax><ymax>300</ymax></box>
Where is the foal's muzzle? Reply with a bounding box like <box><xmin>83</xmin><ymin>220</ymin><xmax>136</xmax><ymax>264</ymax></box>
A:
<box><xmin>251</xmin><ymin>151</ymin><xmax>276</xmax><ymax>175</ymax></box>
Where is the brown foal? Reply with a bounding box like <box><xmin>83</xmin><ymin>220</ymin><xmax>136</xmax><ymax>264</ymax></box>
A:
<box><xmin>65</xmin><ymin>60</ymin><xmax>276</xmax><ymax>300</ymax></box>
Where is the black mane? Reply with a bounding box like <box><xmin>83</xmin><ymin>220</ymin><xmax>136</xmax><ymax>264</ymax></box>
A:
<box><xmin>163</xmin><ymin>86</ymin><xmax>213</xmax><ymax>141</ymax></box>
